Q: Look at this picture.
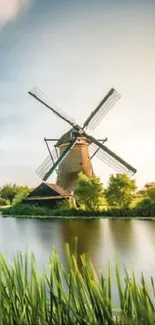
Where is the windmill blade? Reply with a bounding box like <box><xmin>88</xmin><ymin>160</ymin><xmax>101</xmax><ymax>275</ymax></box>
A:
<box><xmin>88</xmin><ymin>135</ymin><xmax>136</xmax><ymax>175</ymax></box>
<box><xmin>38</xmin><ymin>138</ymin><xmax>78</xmax><ymax>181</ymax></box>
<box><xmin>36</xmin><ymin>147</ymin><xmax>59</xmax><ymax>179</ymax></box>
<box><xmin>83</xmin><ymin>88</ymin><xmax>121</xmax><ymax>131</ymax></box>
<box><xmin>89</xmin><ymin>143</ymin><xmax>130</xmax><ymax>174</ymax></box>
<box><xmin>90</xmin><ymin>138</ymin><xmax>107</xmax><ymax>159</ymax></box>
<box><xmin>28</xmin><ymin>87</ymin><xmax>76</xmax><ymax>128</ymax></box>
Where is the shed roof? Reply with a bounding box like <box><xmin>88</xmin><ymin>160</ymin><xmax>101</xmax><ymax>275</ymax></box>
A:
<box><xmin>45</xmin><ymin>183</ymin><xmax>71</xmax><ymax>196</ymax></box>
<box><xmin>27</xmin><ymin>182</ymin><xmax>72</xmax><ymax>199</ymax></box>
<box><xmin>25</xmin><ymin>196</ymin><xmax>69</xmax><ymax>201</ymax></box>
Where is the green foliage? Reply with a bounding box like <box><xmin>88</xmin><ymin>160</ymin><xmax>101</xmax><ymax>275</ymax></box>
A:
<box><xmin>146</xmin><ymin>186</ymin><xmax>155</xmax><ymax>202</ymax></box>
<box><xmin>0</xmin><ymin>198</ymin><xmax>7</xmax><ymax>206</ymax></box>
<box><xmin>132</xmin><ymin>188</ymin><xmax>155</xmax><ymax>217</ymax></box>
<box><xmin>105</xmin><ymin>174</ymin><xmax>136</xmax><ymax>209</ymax></box>
<box><xmin>74</xmin><ymin>172</ymin><xmax>104</xmax><ymax>211</ymax></box>
<box><xmin>2</xmin><ymin>203</ymin><xmax>106</xmax><ymax>218</ymax></box>
<box><xmin>2</xmin><ymin>201</ymin><xmax>155</xmax><ymax>219</ymax></box>
<box><xmin>0</xmin><ymin>183</ymin><xmax>32</xmax><ymax>205</ymax></box>
<box><xmin>0</xmin><ymin>183</ymin><xmax>17</xmax><ymax>204</ymax></box>
<box><xmin>3</xmin><ymin>204</ymin><xmax>50</xmax><ymax>217</ymax></box>
<box><xmin>56</xmin><ymin>197</ymin><xmax>76</xmax><ymax>211</ymax></box>
<box><xmin>0</xmin><ymin>246</ymin><xmax>155</xmax><ymax>324</ymax></box>
<box><xmin>2</xmin><ymin>174</ymin><xmax>155</xmax><ymax>218</ymax></box>
<box><xmin>134</xmin><ymin>198</ymin><xmax>155</xmax><ymax>217</ymax></box>
<box><xmin>12</xmin><ymin>187</ymin><xmax>31</xmax><ymax>205</ymax></box>
<box><xmin>106</xmin><ymin>207</ymin><xmax>133</xmax><ymax>217</ymax></box>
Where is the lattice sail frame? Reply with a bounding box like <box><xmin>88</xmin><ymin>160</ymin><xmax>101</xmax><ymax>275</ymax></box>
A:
<box><xmin>89</xmin><ymin>143</ymin><xmax>134</xmax><ymax>176</ymax></box>
<box><xmin>83</xmin><ymin>88</ymin><xmax>121</xmax><ymax>131</ymax></box>
<box><xmin>36</xmin><ymin>147</ymin><xmax>60</xmax><ymax>179</ymax></box>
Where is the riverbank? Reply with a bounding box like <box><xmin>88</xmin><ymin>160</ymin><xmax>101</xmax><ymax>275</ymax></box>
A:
<box><xmin>1</xmin><ymin>210</ymin><xmax>155</xmax><ymax>221</ymax></box>
<box><xmin>2</xmin><ymin>215</ymin><xmax>155</xmax><ymax>220</ymax></box>
<box><xmin>1</xmin><ymin>202</ymin><xmax>155</xmax><ymax>219</ymax></box>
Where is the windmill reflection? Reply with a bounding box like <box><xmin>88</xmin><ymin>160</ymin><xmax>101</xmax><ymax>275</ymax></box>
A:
<box><xmin>108</xmin><ymin>220</ymin><xmax>136</xmax><ymax>263</ymax></box>
<box><xmin>60</xmin><ymin>219</ymin><xmax>102</xmax><ymax>266</ymax></box>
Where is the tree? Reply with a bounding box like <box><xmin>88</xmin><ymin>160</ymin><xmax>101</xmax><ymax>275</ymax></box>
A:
<box><xmin>13</xmin><ymin>187</ymin><xmax>32</xmax><ymax>205</ymax></box>
<box><xmin>144</xmin><ymin>182</ymin><xmax>155</xmax><ymax>189</ymax></box>
<box><xmin>146</xmin><ymin>186</ymin><xmax>155</xmax><ymax>202</ymax></box>
<box><xmin>74</xmin><ymin>173</ymin><xmax>104</xmax><ymax>211</ymax></box>
<box><xmin>0</xmin><ymin>184</ymin><xmax>32</xmax><ymax>205</ymax></box>
<box><xmin>105</xmin><ymin>174</ymin><xmax>136</xmax><ymax>209</ymax></box>
<box><xmin>0</xmin><ymin>198</ymin><xmax>7</xmax><ymax>206</ymax></box>
<box><xmin>0</xmin><ymin>183</ymin><xmax>18</xmax><ymax>204</ymax></box>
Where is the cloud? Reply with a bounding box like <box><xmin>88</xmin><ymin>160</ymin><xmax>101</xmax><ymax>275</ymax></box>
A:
<box><xmin>0</xmin><ymin>0</ymin><xmax>29</xmax><ymax>22</ymax></box>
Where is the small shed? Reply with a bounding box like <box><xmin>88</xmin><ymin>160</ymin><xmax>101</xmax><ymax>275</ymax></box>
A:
<box><xmin>23</xmin><ymin>182</ymin><xmax>72</xmax><ymax>207</ymax></box>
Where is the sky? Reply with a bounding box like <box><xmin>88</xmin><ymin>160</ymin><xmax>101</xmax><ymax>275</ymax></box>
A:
<box><xmin>0</xmin><ymin>0</ymin><xmax>155</xmax><ymax>189</ymax></box>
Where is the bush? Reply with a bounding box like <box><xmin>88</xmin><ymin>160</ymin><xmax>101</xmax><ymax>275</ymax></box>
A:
<box><xmin>3</xmin><ymin>200</ymin><xmax>155</xmax><ymax>219</ymax></box>
<box><xmin>106</xmin><ymin>207</ymin><xmax>134</xmax><ymax>217</ymax></box>
<box><xmin>134</xmin><ymin>198</ymin><xmax>155</xmax><ymax>217</ymax></box>
<box><xmin>12</xmin><ymin>188</ymin><xmax>31</xmax><ymax>205</ymax></box>
<box><xmin>2</xmin><ymin>203</ymin><xmax>107</xmax><ymax>218</ymax></box>
<box><xmin>3</xmin><ymin>204</ymin><xmax>50</xmax><ymax>217</ymax></box>
<box><xmin>146</xmin><ymin>186</ymin><xmax>155</xmax><ymax>202</ymax></box>
<box><xmin>55</xmin><ymin>197</ymin><xmax>76</xmax><ymax>211</ymax></box>
<box><xmin>0</xmin><ymin>198</ymin><xmax>7</xmax><ymax>206</ymax></box>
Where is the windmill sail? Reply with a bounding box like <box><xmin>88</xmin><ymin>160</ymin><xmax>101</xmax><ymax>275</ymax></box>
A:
<box><xmin>89</xmin><ymin>143</ymin><xmax>130</xmax><ymax>174</ymax></box>
<box><xmin>83</xmin><ymin>88</ymin><xmax>121</xmax><ymax>131</ymax></box>
<box><xmin>88</xmin><ymin>136</ymin><xmax>136</xmax><ymax>175</ymax></box>
<box><xmin>29</xmin><ymin>88</ymin><xmax>76</xmax><ymax>127</ymax></box>
<box><xmin>37</xmin><ymin>138</ymin><xmax>78</xmax><ymax>181</ymax></box>
<box><xmin>36</xmin><ymin>147</ymin><xmax>59</xmax><ymax>179</ymax></box>
<box><xmin>90</xmin><ymin>139</ymin><xmax>107</xmax><ymax>159</ymax></box>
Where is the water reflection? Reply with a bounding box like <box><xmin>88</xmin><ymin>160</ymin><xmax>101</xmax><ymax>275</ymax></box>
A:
<box><xmin>0</xmin><ymin>217</ymin><xmax>155</xmax><ymax>280</ymax></box>
<box><xmin>60</xmin><ymin>219</ymin><xmax>102</xmax><ymax>266</ymax></box>
<box><xmin>108</xmin><ymin>220</ymin><xmax>136</xmax><ymax>262</ymax></box>
<box><xmin>0</xmin><ymin>218</ymin><xmax>64</xmax><ymax>266</ymax></box>
<box><xmin>142</xmin><ymin>221</ymin><xmax>155</xmax><ymax>249</ymax></box>
<box><xmin>131</xmin><ymin>221</ymin><xmax>155</xmax><ymax>276</ymax></box>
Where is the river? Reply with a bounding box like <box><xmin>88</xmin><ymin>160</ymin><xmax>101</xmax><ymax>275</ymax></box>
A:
<box><xmin>0</xmin><ymin>217</ymin><xmax>155</xmax><ymax>279</ymax></box>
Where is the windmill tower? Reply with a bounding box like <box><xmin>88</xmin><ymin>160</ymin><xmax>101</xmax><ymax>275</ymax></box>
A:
<box><xmin>29</xmin><ymin>88</ymin><xmax>136</xmax><ymax>192</ymax></box>
<box><xmin>56</xmin><ymin>132</ymin><xmax>93</xmax><ymax>191</ymax></box>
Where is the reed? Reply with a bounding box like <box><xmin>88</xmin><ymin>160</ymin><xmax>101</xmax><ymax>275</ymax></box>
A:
<box><xmin>0</xmin><ymin>245</ymin><xmax>155</xmax><ymax>324</ymax></box>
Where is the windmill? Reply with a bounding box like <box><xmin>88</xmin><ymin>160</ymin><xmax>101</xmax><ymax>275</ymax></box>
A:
<box><xmin>29</xmin><ymin>87</ymin><xmax>136</xmax><ymax>192</ymax></box>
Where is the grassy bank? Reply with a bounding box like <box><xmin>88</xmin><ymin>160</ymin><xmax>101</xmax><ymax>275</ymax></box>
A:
<box><xmin>1</xmin><ymin>204</ymin><xmax>105</xmax><ymax>218</ymax></box>
<box><xmin>0</xmin><ymin>244</ymin><xmax>155</xmax><ymax>324</ymax></box>
<box><xmin>1</xmin><ymin>202</ymin><xmax>155</xmax><ymax>219</ymax></box>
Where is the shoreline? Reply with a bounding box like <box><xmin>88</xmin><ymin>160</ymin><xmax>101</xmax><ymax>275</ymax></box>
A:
<box><xmin>1</xmin><ymin>214</ymin><xmax>155</xmax><ymax>221</ymax></box>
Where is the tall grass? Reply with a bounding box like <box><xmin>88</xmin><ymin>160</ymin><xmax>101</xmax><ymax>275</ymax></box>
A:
<box><xmin>0</xmin><ymin>245</ymin><xmax>155</xmax><ymax>324</ymax></box>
